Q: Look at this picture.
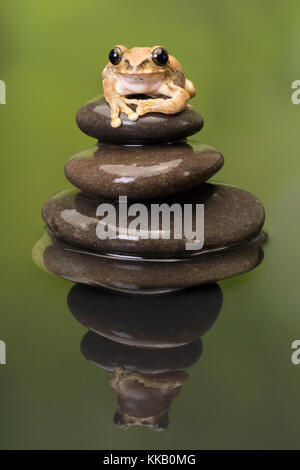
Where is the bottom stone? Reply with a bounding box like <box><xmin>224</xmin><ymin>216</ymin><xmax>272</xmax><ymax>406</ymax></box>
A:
<box><xmin>33</xmin><ymin>231</ymin><xmax>265</xmax><ymax>295</ymax></box>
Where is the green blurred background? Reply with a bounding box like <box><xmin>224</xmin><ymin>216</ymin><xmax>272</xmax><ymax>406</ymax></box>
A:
<box><xmin>1</xmin><ymin>0</ymin><xmax>300</xmax><ymax>449</ymax></box>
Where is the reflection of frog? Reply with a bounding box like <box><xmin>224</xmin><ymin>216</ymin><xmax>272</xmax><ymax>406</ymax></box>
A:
<box><xmin>102</xmin><ymin>46</ymin><xmax>196</xmax><ymax>128</ymax></box>
<box><xmin>108</xmin><ymin>367</ymin><xmax>188</xmax><ymax>431</ymax></box>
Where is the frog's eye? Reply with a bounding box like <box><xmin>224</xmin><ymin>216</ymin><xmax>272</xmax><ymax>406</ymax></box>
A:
<box><xmin>152</xmin><ymin>47</ymin><xmax>169</xmax><ymax>66</ymax></box>
<box><xmin>109</xmin><ymin>47</ymin><xmax>123</xmax><ymax>66</ymax></box>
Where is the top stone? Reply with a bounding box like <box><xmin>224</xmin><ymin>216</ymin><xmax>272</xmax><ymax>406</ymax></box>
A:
<box><xmin>76</xmin><ymin>96</ymin><xmax>204</xmax><ymax>144</ymax></box>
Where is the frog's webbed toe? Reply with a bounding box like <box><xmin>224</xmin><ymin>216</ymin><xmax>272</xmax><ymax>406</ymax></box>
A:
<box><xmin>127</xmin><ymin>112</ymin><xmax>139</xmax><ymax>122</ymax></box>
<box><xmin>111</xmin><ymin>117</ymin><xmax>122</xmax><ymax>128</ymax></box>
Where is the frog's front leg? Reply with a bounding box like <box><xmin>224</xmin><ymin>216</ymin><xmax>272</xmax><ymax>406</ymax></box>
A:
<box><xmin>136</xmin><ymin>82</ymin><xmax>190</xmax><ymax>117</ymax></box>
<box><xmin>103</xmin><ymin>78</ymin><xmax>139</xmax><ymax>128</ymax></box>
<box><xmin>123</xmin><ymin>97</ymin><xmax>140</xmax><ymax>106</ymax></box>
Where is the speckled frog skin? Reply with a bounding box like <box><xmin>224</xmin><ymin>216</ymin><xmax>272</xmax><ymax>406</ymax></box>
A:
<box><xmin>102</xmin><ymin>45</ymin><xmax>196</xmax><ymax>128</ymax></box>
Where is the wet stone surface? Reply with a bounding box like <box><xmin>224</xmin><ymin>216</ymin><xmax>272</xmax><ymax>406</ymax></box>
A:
<box><xmin>32</xmin><ymin>232</ymin><xmax>264</xmax><ymax>294</ymax></box>
<box><xmin>81</xmin><ymin>330</ymin><xmax>202</xmax><ymax>374</ymax></box>
<box><xmin>68</xmin><ymin>283</ymin><xmax>223</xmax><ymax>348</ymax></box>
<box><xmin>64</xmin><ymin>141</ymin><xmax>224</xmax><ymax>200</ymax></box>
<box><xmin>41</xmin><ymin>184</ymin><xmax>265</xmax><ymax>258</ymax></box>
<box><xmin>76</xmin><ymin>96</ymin><xmax>204</xmax><ymax>144</ymax></box>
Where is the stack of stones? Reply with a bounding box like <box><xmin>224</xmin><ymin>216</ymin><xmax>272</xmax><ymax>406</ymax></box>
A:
<box><xmin>67</xmin><ymin>283</ymin><xmax>223</xmax><ymax>430</ymax></box>
<box><xmin>33</xmin><ymin>95</ymin><xmax>265</xmax><ymax>295</ymax></box>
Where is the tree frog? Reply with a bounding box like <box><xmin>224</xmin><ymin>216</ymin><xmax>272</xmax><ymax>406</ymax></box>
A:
<box><xmin>102</xmin><ymin>45</ymin><xmax>196</xmax><ymax>128</ymax></box>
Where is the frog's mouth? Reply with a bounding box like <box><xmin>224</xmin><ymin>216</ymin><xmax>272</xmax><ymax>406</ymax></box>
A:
<box><xmin>118</xmin><ymin>73</ymin><xmax>165</xmax><ymax>93</ymax></box>
<box><xmin>119</xmin><ymin>72</ymin><xmax>165</xmax><ymax>78</ymax></box>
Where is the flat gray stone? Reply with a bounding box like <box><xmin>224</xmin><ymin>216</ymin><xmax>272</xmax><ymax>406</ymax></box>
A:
<box><xmin>65</xmin><ymin>141</ymin><xmax>224</xmax><ymax>200</ymax></box>
<box><xmin>41</xmin><ymin>184</ymin><xmax>265</xmax><ymax>258</ymax></box>
<box><xmin>76</xmin><ymin>96</ymin><xmax>204</xmax><ymax>144</ymax></box>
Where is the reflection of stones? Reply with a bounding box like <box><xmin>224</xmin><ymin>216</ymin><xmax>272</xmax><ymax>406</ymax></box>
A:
<box><xmin>81</xmin><ymin>332</ymin><xmax>202</xmax><ymax>431</ymax></box>
<box><xmin>68</xmin><ymin>283</ymin><xmax>223</xmax><ymax>348</ymax></box>
<box><xmin>42</xmin><ymin>184</ymin><xmax>265</xmax><ymax>258</ymax></box>
<box><xmin>74</xmin><ymin>282</ymin><xmax>221</xmax><ymax>430</ymax></box>
<box><xmin>64</xmin><ymin>142</ymin><xmax>224</xmax><ymax>200</ymax></box>
<box><xmin>82</xmin><ymin>332</ymin><xmax>202</xmax><ymax>374</ymax></box>
<box><xmin>76</xmin><ymin>96</ymin><xmax>204</xmax><ymax>144</ymax></box>
<box><xmin>33</xmin><ymin>231</ymin><xmax>264</xmax><ymax>294</ymax></box>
